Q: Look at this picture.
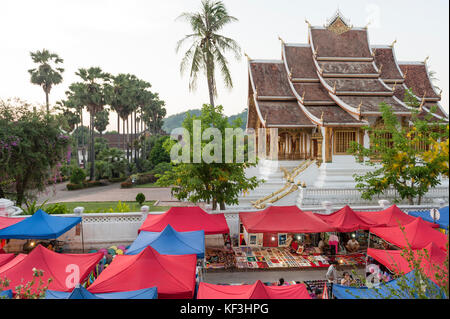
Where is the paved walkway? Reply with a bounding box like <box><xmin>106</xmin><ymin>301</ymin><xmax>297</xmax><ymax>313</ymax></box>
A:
<box><xmin>36</xmin><ymin>182</ymin><xmax>179</xmax><ymax>205</ymax></box>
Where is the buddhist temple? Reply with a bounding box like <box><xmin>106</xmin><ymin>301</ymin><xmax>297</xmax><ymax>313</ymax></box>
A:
<box><xmin>237</xmin><ymin>11</ymin><xmax>449</xmax><ymax>209</ymax></box>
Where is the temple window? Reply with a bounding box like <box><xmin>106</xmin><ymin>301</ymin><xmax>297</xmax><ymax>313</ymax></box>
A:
<box><xmin>333</xmin><ymin>130</ymin><xmax>356</xmax><ymax>155</ymax></box>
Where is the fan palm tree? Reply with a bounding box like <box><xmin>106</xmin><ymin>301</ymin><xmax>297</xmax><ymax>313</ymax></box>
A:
<box><xmin>28</xmin><ymin>49</ymin><xmax>64</xmax><ymax>113</ymax></box>
<box><xmin>176</xmin><ymin>0</ymin><xmax>241</xmax><ymax>106</ymax></box>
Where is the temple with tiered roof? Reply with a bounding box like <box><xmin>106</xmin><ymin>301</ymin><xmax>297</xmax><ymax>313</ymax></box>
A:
<box><xmin>236</xmin><ymin>11</ymin><xmax>449</xmax><ymax>209</ymax></box>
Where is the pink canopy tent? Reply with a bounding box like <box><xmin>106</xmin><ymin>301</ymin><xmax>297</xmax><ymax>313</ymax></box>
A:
<box><xmin>197</xmin><ymin>280</ymin><xmax>311</xmax><ymax>299</ymax></box>
<box><xmin>240</xmin><ymin>205</ymin><xmax>335</xmax><ymax>234</ymax></box>
<box><xmin>0</xmin><ymin>245</ymin><xmax>102</xmax><ymax>293</ymax></box>
<box><xmin>370</xmin><ymin>218</ymin><xmax>448</xmax><ymax>250</ymax></box>
<box><xmin>317</xmin><ymin>205</ymin><xmax>376</xmax><ymax>232</ymax></box>
<box><xmin>356</xmin><ymin>205</ymin><xmax>438</xmax><ymax>228</ymax></box>
<box><xmin>0</xmin><ymin>216</ymin><xmax>25</xmax><ymax>230</ymax></box>
<box><xmin>0</xmin><ymin>253</ymin><xmax>15</xmax><ymax>268</ymax></box>
<box><xmin>88</xmin><ymin>246</ymin><xmax>197</xmax><ymax>299</ymax></box>
<box><xmin>0</xmin><ymin>254</ymin><xmax>26</xmax><ymax>273</ymax></box>
<box><xmin>139</xmin><ymin>206</ymin><xmax>229</xmax><ymax>235</ymax></box>
<box><xmin>367</xmin><ymin>243</ymin><xmax>447</xmax><ymax>283</ymax></box>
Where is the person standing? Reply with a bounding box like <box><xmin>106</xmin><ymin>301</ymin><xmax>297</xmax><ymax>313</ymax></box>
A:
<box><xmin>325</xmin><ymin>260</ymin><xmax>339</xmax><ymax>298</ymax></box>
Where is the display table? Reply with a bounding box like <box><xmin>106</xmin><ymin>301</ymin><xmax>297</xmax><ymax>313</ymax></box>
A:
<box><xmin>233</xmin><ymin>247</ymin><xmax>366</xmax><ymax>270</ymax></box>
<box><xmin>205</xmin><ymin>247</ymin><xmax>236</xmax><ymax>269</ymax></box>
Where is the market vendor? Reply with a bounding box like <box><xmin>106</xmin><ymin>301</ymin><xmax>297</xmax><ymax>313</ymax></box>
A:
<box><xmin>346</xmin><ymin>237</ymin><xmax>360</xmax><ymax>253</ymax></box>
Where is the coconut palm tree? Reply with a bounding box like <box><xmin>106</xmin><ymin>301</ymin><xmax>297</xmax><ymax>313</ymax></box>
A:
<box><xmin>176</xmin><ymin>0</ymin><xmax>241</xmax><ymax>106</ymax></box>
<box><xmin>28</xmin><ymin>49</ymin><xmax>64</xmax><ymax>113</ymax></box>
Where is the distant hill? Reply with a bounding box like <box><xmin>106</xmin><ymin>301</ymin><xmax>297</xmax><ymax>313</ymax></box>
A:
<box><xmin>162</xmin><ymin>108</ymin><xmax>248</xmax><ymax>133</ymax></box>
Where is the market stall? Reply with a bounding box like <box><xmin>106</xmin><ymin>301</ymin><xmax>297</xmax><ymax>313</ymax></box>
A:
<box><xmin>88</xmin><ymin>246</ymin><xmax>197</xmax><ymax>299</ymax></box>
<box><xmin>333</xmin><ymin>271</ymin><xmax>444</xmax><ymax>299</ymax></box>
<box><xmin>0</xmin><ymin>253</ymin><xmax>14</xmax><ymax>267</ymax></box>
<box><xmin>317</xmin><ymin>205</ymin><xmax>376</xmax><ymax>232</ymax></box>
<box><xmin>369</xmin><ymin>218</ymin><xmax>448</xmax><ymax>250</ymax></box>
<box><xmin>367</xmin><ymin>242</ymin><xmax>447</xmax><ymax>283</ymax></box>
<box><xmin>0</xmin><ymin>245</ymin><xmax>102</xmax><ymax>293</ymax></box>
<box><xmin>45</xmin><ymin>285</ymin><xmax>157</xmax><ymax>299</ymax></box>
<box><xmin>356</xmin><ymin>205</ymin><xmax>439</xmax><ymax>228</ymax></box>
<box><xmin>126</xmin><ymin>224</ymin><xmax>205</xmax><ymax>258</ymax></box>
<box><xmin>197</xmin><ymin>280</ymin><xmax>311</xmax><ymax>299</ymax></box>
<box><xmin>408</xmin><ymin>206</ymin><xmax>449</xmax><ymax>231</ymax></box>
<box><xmin>0</xmin><ymin>216</ymin><xmax>24</xmax><ymax>230</ymax></box>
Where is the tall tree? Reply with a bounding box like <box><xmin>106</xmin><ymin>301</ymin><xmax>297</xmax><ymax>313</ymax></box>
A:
<box><xmin>94</xmin><ymin>108</ymin><xmax>110</xmax><ymax>136</ymax></box>
<box><xmin>28</xmin><ymin>49</ymin><xmax>64</xmax><ymax>113</ymax></box>
<box><xmin>68</xmin><ymin>67</ymin><xmax>111</xmax><ymax>180</ymax></box>
<box><xmin>176</xmin><ymin>0</ymin><xmax>241</xmax><ymax>106</ymax></box>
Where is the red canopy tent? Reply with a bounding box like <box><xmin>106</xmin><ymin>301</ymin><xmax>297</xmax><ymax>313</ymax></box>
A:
<box><xmin>0</xmin><ymin>216</ymin><xmax>25</xmax><ymax>230</ymax></box>
<box><xmin>0</xmin><ymin>245</ymin><xmax>102</xmax><ymax>293</ymax></box>
<box><xmin>139</xmin><ymin>206</ymin><xmax>229</xmax><ymax>235</ymax></box>
<box><xmin>197</xmin><ymin>280</ymin><xmax>311</xmax><ymax>299</ymax></box>
<box><xmin>240</xmin><ymin>205</ymin><xmax>335</xmax><ymax>233</ymax></box>
<box><xmin>0</xmin><ymin>253</ymin><xmax>15</xmax><ymax>268</ymax></box>
<box><xmin>370</xmin><ymin>218</ymin><xmax>448</xmax><ymax>250</ymax></box>
<box><xmin>88</xmin><ymin>246</ymin><xmax>197</xmax><ymax>299</ymax></box>
<box><xmin>356</xmin><ymin>205</ymin><xmax>438</xmax><ymax>228</ymax></box>
<box><xmin>367</xmin><ymin>243</ymin><xmax>447</xmax><ymax>283</ymax></box>
<box><xmin>317</xmin><ymin>205</ymin><xmax>376</xmax><ymax>232</ymax></box>
<box><xmin>0</xmin><ymin>254</ymin><xmax>26</xmax><ymax>273</ymax></box>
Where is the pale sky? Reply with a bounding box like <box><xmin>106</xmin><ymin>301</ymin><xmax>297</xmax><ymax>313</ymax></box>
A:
<box><xmin>0</xmin><ymin>0</ymin><xmax>448</xmax><ymax>131</ymax></box>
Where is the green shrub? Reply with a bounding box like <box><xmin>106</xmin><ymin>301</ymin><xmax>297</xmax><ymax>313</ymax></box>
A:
<box><xmin>22</xmin><ymin>200</ymin><xmax>48</xmax><ymax>215</ymax></box>
<box><xmin>108</xmin><ymin>176</ymin><xmax>127</xmax><ymax>183</ymax></box>
<box><xmin>66</xmin><ymin>183</ymin><xmax>84</xmax><ymax>191</ymax></box>
<box><xmin>70</xmin><ymin>167</ymin><xmax>86</xmax><ymax>184</ymax></box>
<box><xmin>83</xmin><ymin>180</ymin><xmax>107</xmax><ymax>188</ymax></box>
<box><xmin>150</xmin><ymin>162</ymin><xmax>172</xmax><ymax>176</ymax></box>
<box><xmin>116</xmin><ymin>201</ymin><xmax>130</xmax><ymax>212</ymax></box>
<box><xmin>136</xmin><ymin>193</ymin><xmax>146</xmax><ymax>206</ymax></box>
<box><xmin>45</xmin><ymin>203</ymin><xmax>70</xmax><ymax>214</ymax></box>
<box><xmin>135</xmin><ymin>173</ymin><xmax>157</xmax><ymax>185</ymax></box>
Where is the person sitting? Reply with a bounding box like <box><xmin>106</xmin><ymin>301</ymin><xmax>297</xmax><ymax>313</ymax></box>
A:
<box><xmin>277</xmin><ymin>278</ymin><xmax>285</xmax><ymax>286</ymax></box>
<box><xmin>340</xmin><ymin>272</ymin><xmax>355</xmax><ymax>286</ymax></box>
<box><xmin>346</xmin><ymin>238</ymin><xmax>360</xmax><ymax>253</ymax></box>
<box><xmin>318</xmin><ymin>238</ymin><xmax>326</xmax><ymax>254</ymax></box>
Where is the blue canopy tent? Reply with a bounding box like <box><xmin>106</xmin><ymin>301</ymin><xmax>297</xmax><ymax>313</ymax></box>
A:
<box><xmin>0</xmin><ymin>289</ymin><xmax>13</xmax><ymax>299</ymax></box>
<box><xmin>333</xmin><ymin>271</ymin><xmax>445</xmax><ymax>299</ymax></box>
<box><xmin>0</xmin><ymin>209</ymin><xmax>81</xmax><ymax>239</ymax></box>
<box><xmin>126</xmin><ymin>224</ymin><xmax>205</xmax><ymax>258</ymax></box>
<box><xmin>45</xmin><ymin>285</ymin><xmax>157</xmax><ymax>299</ymax></box>
<box><xmin>408</xmin><ymin>206</ymin><xmax>449</xmax><ymax>230</ymax></box>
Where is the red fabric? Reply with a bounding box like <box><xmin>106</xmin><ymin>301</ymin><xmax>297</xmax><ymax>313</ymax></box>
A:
<box><xmin>139</xmin><ymin>206</ymin><xmax>229</xmax><ymax>235</ymax></box>
<box><xmin>197</xmin><ymin>280</ymin><xmax>311</xmax><ymax>299</ymax></box>
<box><xmin>356</xmin><ymin>205</ymin><xmax>438</xmax><ymax>228</ymax></box>
<box><xmin>370</xmin><ymin>218</ymin><xmax>448</xmax><ymax>250</ymax></box>
<box><xmin>0</xmin><ymin>253</ymin><xmax>15</xmax><ymax>268</ymax></box>
<box><xmin>88</xmin><ymin>246</ymin><xmax>197</xmax><ymax>299</ymax></box>
<box><xmin>317</xmin><ymin>205</ymin><xmax>376</xmax><ymax>232</ymax></box>
<box><xmin>0</xmin><ymin>216</ymin><xmax>25</xmax><ymax>230</ymax></box>
<box><xmin>291</xmin><ymin>241</ymin><xmax>299</xmax><ymax>251</ymax></box>
<box><xmin>262</xmin><ymin>233</ymin><xmax>278</xmax><ymax>247</ymax></box>
<box><xmin>0</xmin><ymin>254</ymin><xmax>26</xmax><ymax>273</ymax></box>
<box><xmin>0</xmin><ymin>245</ymin><xmax>102</xmax><ymax>292</ymax></box>
<box><xmin>240</xmin><ymin>206</ymin><xmax>335</xmax><ymax>233</ymax></box>
<box><xmin>367</xmin><ymin>243</ymin><xmax>447</xmax><ymax>284</ymax></box>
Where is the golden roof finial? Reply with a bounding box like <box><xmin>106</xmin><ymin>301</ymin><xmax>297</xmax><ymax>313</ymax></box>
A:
<box><xmin>390</xmin><ymin>39</ymin><xmax>397</xmax><ymax>48</ymax></box>
<box><xmin>289</xmin><ymin>68</ymin><xmax>293</xmax><ymax>79</ymax></box>
<box><xmin>439</xmin><ymin>88</ymin><xmax>443</xmax><ymax>96</ymax></box>
<box><xmin>314</xmin><ymin>46</ymin><xmax>319</xmax><ymax>57</ymax></box>
<box><xmin>320</xmin><ymin>111</ymin><xmax>324</xmax><ymax>122</ymax></box>
<box><xmin>424</xmin><ymin>56</ymin><xmax>430</xmax><ymax>64</ymax></box>
<box><xmin>253</xmin><ymin>88</ymin><xmax>258</xmax><ymax>97</ymax></box>
<box><xmin>371</xmin><ymin>48</ymin><xmax>376</xmax><ymax>57</ymax></box>
<box><xmin>378</xmin><ymin>64</ymin><xmax>383</xmax><ymax>74</ymax></box>
<box><xmin>392</xmin><ymin>81</ymin><xmax>398</xmax><ymax>92</ymax></box>
<box><xmin>403</xmin><ymin>69</ymin><xmax>408</xmax><ymax>79</ymax></box>
<box><xmin>305</xmin><ymin>18</ymin><xmax>311</xmax><ymax>28</ymax></box>
<box><xmin>301</xmin><ymin>91</ymin><xmax>306</xmax><ymax>102</ymax></box>
<box><xmin>278</xmin><ymin>35</ymin><xmax>285</xmax><ymax>44</ymax></box>
<box><xmin>419</xmin><ymin>92</ymin><xmax>426</xmax><ymax>111</ymax></box>
<box><xmin>357</xmin><ymin>100</ymin><xmax>362</xmax><ymax>113</ymax></box>
<box><xmin>333</xmin><ymin>81</ymin><xmax>337</xmax><ymax>94</ymax></box>
<box><xmin>365</xmin><ymin>20</ymin><xmax>371</xmax><ymax>29</ymax></box>
<box><xmin>244</xmin><ymin>52</ymin><xmax>251</xmax><ymax>61</ymax></box>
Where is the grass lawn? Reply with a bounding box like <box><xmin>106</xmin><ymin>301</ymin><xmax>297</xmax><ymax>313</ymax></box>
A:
<box><xmin>45</xmin><ymin>201</ymin><xmax>171</xmax><ymax>214</ymax></box>
<box><xmin>133</xmin><ymin>183</ymin><xmax>161</xmax><ymax>188</ymax></box>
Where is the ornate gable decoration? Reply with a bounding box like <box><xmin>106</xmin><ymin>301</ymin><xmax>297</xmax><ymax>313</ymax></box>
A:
<box><xmin>325</xmin><ymin>10</ymin><xmax>352</xmax><ymax>35</ymax></box>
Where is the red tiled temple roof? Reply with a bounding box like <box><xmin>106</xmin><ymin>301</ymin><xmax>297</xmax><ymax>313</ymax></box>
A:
<box><xmin>372</xmin><ymin>46</ymin><xmax>404</xmax><ymax>82</ymax></box>
<box><xmin>399</xmin><ymin>62</ymin><xmax>441</xmax><ymax>100</ymax></box>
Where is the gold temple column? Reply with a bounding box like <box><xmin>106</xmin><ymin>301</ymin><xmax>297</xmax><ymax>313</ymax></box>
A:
<box><xmin>325</xmin><ymin>127</ymin><xmax>333</xmax><ymax>163</ymax></box>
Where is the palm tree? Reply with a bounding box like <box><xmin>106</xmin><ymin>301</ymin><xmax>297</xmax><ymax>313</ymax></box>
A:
<box><xmin>69</xmin><ymin>67</ymin><xmax>111</xmax><ymax>180</ymax></box>
<box><xmin>176</xmin><ymin>0</ymin><xmax>241</xmax><ymax>106</ymax></box>
<box><xmin>28</xmin><ymin>49</ymin><xmax>64</xmax><ymax>113</ymax></box>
